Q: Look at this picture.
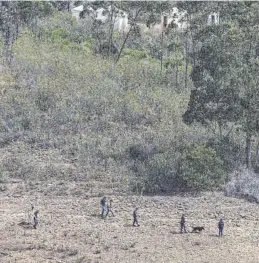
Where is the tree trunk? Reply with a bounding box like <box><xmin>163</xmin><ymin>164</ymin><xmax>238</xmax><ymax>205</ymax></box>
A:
<box><xmin>67</xmin><ymin>1</ymin><xmax>71</xmax><ymax>12</ymax></box>
<box><xmin>175</xmin><ymin>66</ymin><xmax>179</xmax><ymax>91</ymax></box>
<box><xmin>115</xmin><ymin>7</ymin><xmax>142</xmax><ymax>64</ymax></box>
<box><xmin>184</xmin><ymin>15</ymin><xmax>189</xmax><ymax>91</ymax></box>
<box><xmin>246</xmin><ymin>134</ymin><xmax>252</xmax><ymax>169</ymax></box>
<box><xmin>184</xmin><ymin>38</ymin><xmax>188</xmax><ymax>90</ymax></box>
<box><xmin>218</xmin><ymin>121</ymin><xmax>223</xmax><ymax>141</ymax></box>
<box><xmin>160</xmin><ymin>29</ymin><xmax>164</xmax><ymax>73</ymax></box>
<box><xmin>255</xmin><ymin>141</ymin><xmax>259</xmax><ymax>171</ymax></box>
<box><xmin>108</xmin><ymin>2</ymin><xmax>115</xmax><ymax>59</ymax></box>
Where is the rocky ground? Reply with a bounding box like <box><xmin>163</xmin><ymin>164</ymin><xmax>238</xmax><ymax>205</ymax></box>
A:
<box><xmin>1</xmin><ymin>181</ymin><xmax>259</xmax><ymax>263</ymax></box>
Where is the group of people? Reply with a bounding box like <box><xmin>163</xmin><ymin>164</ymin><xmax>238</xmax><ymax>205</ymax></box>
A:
<box><xmin>100</xmin><ymin>197</ymin><xmax>140</xmax><ymax>226</ymax></box>
<box><xmin>28</xmin><ymin>197</ymin><xmax>225</xmax><ymax>237</ymax></box>
<box><xmin>100</xmin><ymin>197</ymin><xmax>115</xmax><ymax>218</ymax></box>
<box><xmin>100</xmin><ymin>197</ymin><xmax>225</xmax><ymax>236</ymax></box>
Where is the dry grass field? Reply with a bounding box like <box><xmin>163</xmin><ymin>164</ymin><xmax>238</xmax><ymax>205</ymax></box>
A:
<box><xmin>1</xmin><ymin>181</ymin><xmax>259</xmax><ymax>263</ymax></box>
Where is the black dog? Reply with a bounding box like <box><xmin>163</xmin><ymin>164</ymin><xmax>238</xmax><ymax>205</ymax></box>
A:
<box><xmin>191</xmin><ymin>226</ymin><xmax>205</xmax><ymax>233</ymax></box>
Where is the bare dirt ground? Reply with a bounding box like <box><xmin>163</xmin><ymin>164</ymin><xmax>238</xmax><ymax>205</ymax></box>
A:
<box><xmin>1</xmin><ymin>181</ymin><xmax>259</xmax><ymax>263</ymax></box>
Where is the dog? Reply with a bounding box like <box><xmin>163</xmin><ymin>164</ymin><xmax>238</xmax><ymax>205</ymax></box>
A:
<box><xmin>191</xmin><ymin>226</ymin><xmax>205</xmax><ymax>233</ymax></box>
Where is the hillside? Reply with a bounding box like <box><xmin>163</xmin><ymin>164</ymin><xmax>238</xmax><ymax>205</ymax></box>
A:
<box><xmin>1</xmin><ymin>3</ymin><xmax>259</xmax><ymax>262</ymax></box>
<box><xmin>2</xmin><ymin>2</ymin><xmax>259</xmax><ymax>195</ymax></box>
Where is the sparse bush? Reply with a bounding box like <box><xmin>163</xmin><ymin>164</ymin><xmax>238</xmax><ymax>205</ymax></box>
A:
<box><xmin>35</xmin><ymin>90</ymin><xmax>56</xmax><ymax>112</ymax></box>
<box><xmin>0</xmin><ymin>162</ymin><xmax>9</xmax><ymax>183</ymax></box>
<box><xmin>140</xmin><ymin>152</ymin><xmax>180</xmax><ymax>193</ymax></box>
<box><xmin>68</xmin><ymin>249</ymin><xmax>78</xmax><ymax>256</ymax></box>
<box><xmin>225</xmin><ymin>168</ymin><xmax>259</xmax><ymax>203</ymax></box>
<box><xmin>122</xmin><ymin>48</ymin><xmax>147</xmax><ymax>60</ymax></box>
<box><xmin>0</xmin><ymin>133</ymin><xmax>21</xmax><ymax>147</ymax></box>
<box><xmin>128</xmin><ymin>147</ymin><xmax>185</xmax><ymax>194</ymax></box>
<box><xmin>21</xmin><ymin>117</ymin><xmax>31</xmax><ymax>130</ymax></box>
<box><xmin>127</xmin><ymin>144</ymin><xmax>156</xmax><ymax>162</ymax></box>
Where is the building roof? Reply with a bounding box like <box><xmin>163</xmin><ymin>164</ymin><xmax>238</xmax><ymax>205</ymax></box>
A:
<box><xmin>72</xmin><ymin>5</ymin><xmax>83</xmax><ymax>12</ymax></box>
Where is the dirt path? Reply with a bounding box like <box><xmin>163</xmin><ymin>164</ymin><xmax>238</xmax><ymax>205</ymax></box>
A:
<box><xmin>0</xmin><ymin>183</ymin><xmax>259</xmax><ymax>263</ymax></box>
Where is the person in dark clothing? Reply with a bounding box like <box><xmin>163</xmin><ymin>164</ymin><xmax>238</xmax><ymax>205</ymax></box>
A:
<box><xmin>33</xmin><ymin>210</ymin><xmax>39</xmax><ymax>229</ymax></box>
<box><xmin>180</xmin><ymin>214</ymin><xmax>187</xmax><ymax>233</ymax></box>
<box><xmin>100</xmin><ymin>197</ymin><xmax>107</xmax><ymax>218</ymax></box>
<box><xmin>133</xmin><ymin>208</ymin><xmax>139</xmax><ymax>227</ymax></box>
<box><xmin>218</xmin><ymin>218</ymin><xmax>224</xmax><ymax>236</ymax></box>
<box><xmin>106</xmin><ymin>199</ymin><xmax>115</xmax><ymax>217</ymax></box>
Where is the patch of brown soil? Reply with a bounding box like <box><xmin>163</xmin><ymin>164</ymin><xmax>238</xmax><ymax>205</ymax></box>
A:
<box><xmin>0</xmin><ymin>184</ymin><xmax>259</xmax><ymax>263</ymax></box>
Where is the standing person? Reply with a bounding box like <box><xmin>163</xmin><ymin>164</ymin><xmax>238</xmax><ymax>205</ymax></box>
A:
<box><xmin>180</xmin><ymin>214</ymin><xmax>187</xmax><ymax>233</ymax></box>
<box><xmin>106</xmin><ymin>199</ymin><xmax>115</xmax><ymax>217</ymax></box>
<box><xmin>218</xmin><ymin>218</ymin><xmax>224</xmax><ymax>237</ymax></box>
<box><xmin>33</xmin><ymin>210</ymin><xmax>39</xmax><ymax>229</ymax></box>
<box><xmin>100</xmin><ymin>197</ymin><xmax>107</xmax><ymax>218</ymax></box>
<box><xmin>133</xmin><ymin>207</ymin><xmax>139</xmax><ymax>227</ymax></box>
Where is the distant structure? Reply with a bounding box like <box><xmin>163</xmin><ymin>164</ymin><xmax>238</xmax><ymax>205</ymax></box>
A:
<box><xmin>156</xmin><ymin>7</ymin><xmax>187</xmax><ymax>31</ymax></box>
<box><xmin>71</xmin><ymin>5</ymin><xmax>129</xmax><ymax>32</ymax></box>
<box><xmin>71</xmin><ymin>4</ymin><xmax>83</xmax><ymax>20</ymax></box>
<box><xmin>72</xmin><ymin>5</ymin><xmax>219</xmax><ymax>34</ymax></box>
<box><xmin>137</xmin><ymin>7</ymin><xmax>187</xmax><ymax>35</ymax></box>
<box><xmin>208</xmin><ymin>12</ymin><xmax>220</xmax><ymax>25</ymax></box>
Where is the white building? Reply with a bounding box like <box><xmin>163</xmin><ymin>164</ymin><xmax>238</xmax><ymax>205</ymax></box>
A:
<box><xmin>72</xmin><ymin>5</ymin><xmax>218</xmax><ymax>34</ymax></box>
<box><xmin>137</xmin><ymin>7</ymin><xmax>187</xmax><ymax>35</ymax></box>
<box><xmin>71</xmin><ymin>5</ymin><xmax>84</xmax><ymax>20</ymax></box>
<box><xmin>208</xmin><ymin>12</ymin><xmax>220</xmax><ymax>25</ymax></box>
<box><xmin>72</xmin><ymin>5</ymin><xmax>129</xmax><ymax>32</ymax></box>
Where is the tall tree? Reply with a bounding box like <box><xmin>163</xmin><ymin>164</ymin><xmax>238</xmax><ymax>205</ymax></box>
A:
<box><xmin>0</xmin><ymin>1</ymin><xmax>54</xmax><ymax>61</ymax></box>
<box><xmin>181</xmin><ymin>1</ymin><xmax>259</xmax><ymax>169</ymax></box>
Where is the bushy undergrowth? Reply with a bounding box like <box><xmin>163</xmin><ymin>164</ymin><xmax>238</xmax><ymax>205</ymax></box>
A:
<box><xmin>179</xmin><ymin>144</ymin><xmax>225</xmax><ymax>191</ymax></box>
<box><xmin>225</xmin><ymin>168</ymin><xmax>259</xmax><ymax>203</ymax></box>
<box><xmin>0</xmin><ymin>13</ymin><xmax>243</xmax><ymax>194</ymax></box>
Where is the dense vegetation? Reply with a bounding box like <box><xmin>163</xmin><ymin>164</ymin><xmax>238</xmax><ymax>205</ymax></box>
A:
<box><xmin>0</xmin><ymin>1</ymin><xmax>259</xmax><ymax>194</ymax></box>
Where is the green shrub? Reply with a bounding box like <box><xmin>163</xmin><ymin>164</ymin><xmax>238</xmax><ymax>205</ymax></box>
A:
<box><xmin>35</xmin><ymin>90</ymin><xmax>56</xmax><ymax>112</ymax></box>
<box><xmin>207</xmin><ymin>137</ymin><xmax>244</xmax><ymax>172</ymax></box>
<box><xmin>142</xmin><ymin>152</ymin><xmax>178</xmax><ymax>193</ymax></box>
<box><xmin>127</xmin><ymin>143</ymin><xmax>157</xmax><ymax>162</ymax></box>
<box><xmin>122</xmin><ymin>48</ymin><xmax>147</xmax><ymax>60</ymax></box>
<box><xmin>179</xmin><ymin>144</ymin><xmax>225</xmax><ymax>191</ymax></box>
<box><xmin>21</xmin><ymin>117</ymin><xmax>31</xmax><ymax>130</ymax></box>
<box><xmin>129</xmin><ymin>150</ymin><xmax>182</xmax><ymax>194</ymax></box>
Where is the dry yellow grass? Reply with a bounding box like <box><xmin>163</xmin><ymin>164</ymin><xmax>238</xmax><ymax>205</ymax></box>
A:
<box><xmin>1</xmin><ymin>182</ymin><xmax>259</xmax><ymax>263</ymax></box>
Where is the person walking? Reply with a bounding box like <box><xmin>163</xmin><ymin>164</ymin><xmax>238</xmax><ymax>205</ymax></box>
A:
<box><xmin>133</xmin><ymin>208</ymin><xmax>139</xmax><ymax>227</ymax></box>
<box><xmin>106</xmin><ymin>199</ymin><xmax>115</xmax><ymax>217</ymax></box>
<box><xmin>33</xmin><ymin>210</ymin><xmax>39</xmax><ymax>229</ymax></box>
<box><xmin>180</xmin><ymin>214</ymin><xmax>187</xmax><ymax>233</ymax></box>
<box><xmin>100</xmin><ymin>197</ymin><xmax>107</xmax><ymax>218</ymax></box>
<box><xmin>218</xmin><ymin>218</ymin><xmax>224</xmax><ymax>237</ymax></box>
